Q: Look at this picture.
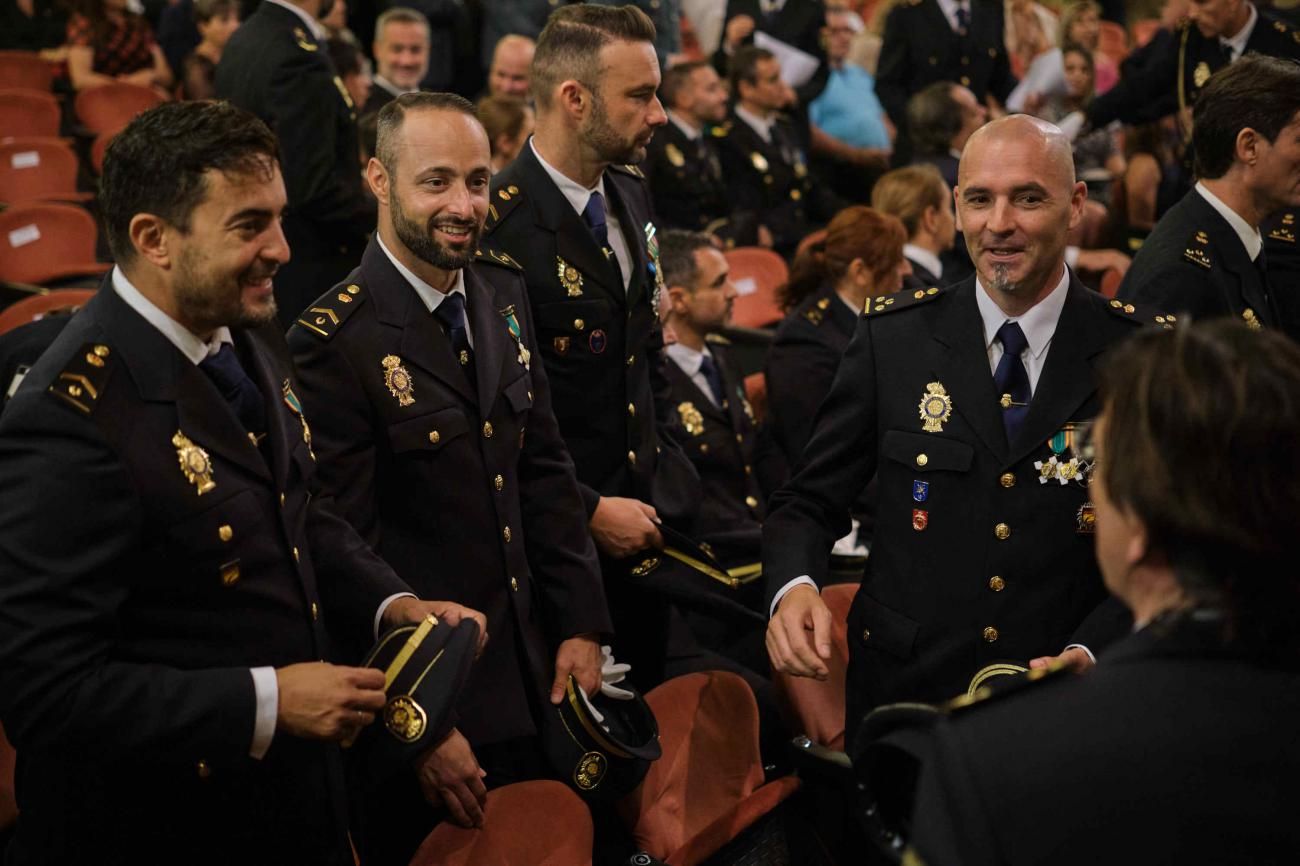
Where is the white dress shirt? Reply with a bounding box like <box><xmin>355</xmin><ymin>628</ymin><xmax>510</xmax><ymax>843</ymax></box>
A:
<box><xmin>1196</xmin><ymin>182</ymin><xmax>1263</xmax><ymax>261</ymax></box>
<box><xmin>1220</xmin><ymin>2</ymin><xmax>1258</xmax><ymax>62</ymax></box>
<box><xmin>666</xmin><ymin>342</ymin><xmax>721</xmax><ymax>407</ymax></box>
<box><xmin>530</xmin><ymin>139</ymin><xmax>633</xmax><ymax>293</ymax></box>
<box><xmin>936</xmin><ymin>0</ymin><xmax>970</xmax><ymax>33</ymax></box>
<box><xmin>667</xmin><ymin>109</ymin><xmax>703</xmax><ymax>141</ymax></box>
<box><xmin>377</xmin><ymin>234</ymin><xmax>473</xmax><ymax>346</ymax></box>
<box><xmin>734</xmin><ymin>104</ymin><xmax>777</xmax><ymax>145</ymax></box>
<box><xmin>904</xmin><ymin>244</ymin><xmax>944</xmax><ymax>282</ymax></box>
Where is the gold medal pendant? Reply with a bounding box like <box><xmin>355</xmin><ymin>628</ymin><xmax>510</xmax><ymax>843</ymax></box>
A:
<box><xmin>382</xmin><ymin>355</ymin><xmax>416</xmax><ymax>406</ymax></box>
<box><xmin>918</xmin><ymin>382</ymin><xmax>953</xmax><ymax>433</ymax></box>
<box><xmin>557</xmin><ymin>257</ymin><xmax>584</xmax><ymax>297</ymax></box>
<box><xmin>173</xmin><ymin>430</ymin><xmax>216</xmax><ymax>495</ymax></box>
<box><xmin>677</xmin><ymin>401</ymin><xmax>705</xmax><ymax>436</ymax></box>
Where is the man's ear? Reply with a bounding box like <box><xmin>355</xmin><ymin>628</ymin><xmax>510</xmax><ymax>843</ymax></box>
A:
<box><xmin>1235</xmin><ymin>126</ymin><xmax>1260</xmax><ymax>167</ymax></box>
<box><xmin>366</xmin><ymin>156</ymin><xmax>390</xmax><ymax>205</ymax></box>
<box><xmin>666</xmin><ymin>284</ymin><xmax>689</xmax><ymax>314</ymax></box>
<box><xmin>128</xmin><ymin>213</ymin><xmax>171</xmax><ymax>269</ymax></box>
<box><xmin>558</xmin><ymin>80</ymin><xmax>587</xmax><ymax>121</ymax></box>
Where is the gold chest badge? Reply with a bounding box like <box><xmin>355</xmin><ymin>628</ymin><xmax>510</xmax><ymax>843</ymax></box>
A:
<box><xmin>557</xmin><ymin>257</ymin><xmax>584</xmax><ymax>297</ymax></box>
<box><xmin>1193</xmin><ymin>61</ymin><xmax>1211</xmax><ymax>88</ymax></box>
<box><xmin>678</xmin><ymin>401</ymin><xmax>705</xmax><ymax>436</ymax></box>
<box><xmin>173</xmin><ymin>430</ymin><xmax>215</xmax><ymax>495</ymax></box>
<box><xmin>918</xmin><ymin>382</ymin><xmax>953</xmax><ymax>433</ymax></box>
<box><xmin>1243</xmin><ymin>308</ymin><xmax>1262</xmax><ymax>331</ymax></box>
<box><xmin>382</xmin><ymin>355</ymin><xmax>416</xmax><ymax>406</ymax></box>
<box><xmin>750</xmin><ymin>151</ymin><xmax>769</xmax><ymax>172</ymax></box>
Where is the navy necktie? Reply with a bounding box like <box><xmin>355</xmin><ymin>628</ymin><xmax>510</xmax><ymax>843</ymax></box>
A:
<box><xmin>699</xmin><ymin>353</ymin><xmax>726</xmax><ymax>407</ymax></box>
<box><xmin>583</xmin><ymin>191</ymin><xmax>624</xmax><ymax>286</ymax></box>
<box><xmin>434</xmin><ymin>292</ymin><xmax>476</xmax><ymax>389</ymax></box>
<box><xmin>993</xmin><ymin>321</ymin><xmax>1031</xmax><ymax>444</ymax></box>
<box><xmin>200</xmin><ymin>343</ymin><xmax>266</xmax><ymax>434</ymax></box>
<box><xmin>955</xmin><ymin>1</ymin><xmax>969</xmax><ymax>34</ymax></box>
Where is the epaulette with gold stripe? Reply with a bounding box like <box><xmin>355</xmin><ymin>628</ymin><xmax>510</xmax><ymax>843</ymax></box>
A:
<box><xmin>486</xmin><ymin>182</ymin><xmax>524</xmax><ymax>231</ymax></box>
<box><xmin>610</xmin><ymin>162</ymin><xmax>645</xmax><ymax>179</ymax></box>
<box><xmin>475</xmin><ymin>247</ymin><xmax>522</xmax><ymax>270</ymax></box>
<box><xmin>863</xmin><ymin>286</ymin><xmax>944</xmax><ymax>317</ymax></box>
<box><xmin>704</xmin><ymin>332</ymin><xmax>732</xmax><ymax>346</ymax></box>
<box><xmin>1104</xmin><ymin>297</ymin><xmax>1175</xmax><ymax>329</ymax></box>
<box><xmin>943</xmin><ymin>660</ymin><xmax>1073</xmax><ymax>715</ymax></box>
<box><xmin>1268</xmin><ymin>211</ymin><xmax>1295</xmax><ymax>244</ymax></box>
<box><xmin>48</xmin><ymin>341</ymin><xmax>114</xmax><ymax>415</ymax></box>
<box><xmin>295</xmin><ymin>282</ymin><xmax>366</xmax><ymax>341</ymax></box>
<box><xmin>709</xmin><ymin>122</ymin><xmax>731</xmax><ymax>138</ymax></box>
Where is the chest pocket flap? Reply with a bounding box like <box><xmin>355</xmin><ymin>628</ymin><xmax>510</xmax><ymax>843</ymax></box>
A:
<box><xmin>504</xmin><ymin>374</ymin><xmax>533</xmax><ymax>413</ymax></box>
<box><xmin>533</xmin><ymin>298</ymin><xmax>614</xmax><ymax>333</ymax></box>
<box><xmin>881</xmin><ymin>429</ymin><xmax>973</xmax><ymax>473</ymax></box>
<box><xmin>388</xmin><ymin>407</ymin><xmax>469</xmax><ymax>454</ymax></box>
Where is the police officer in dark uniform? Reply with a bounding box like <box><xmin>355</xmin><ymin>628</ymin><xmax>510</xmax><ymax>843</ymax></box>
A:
<box><xmin>644</xmin><ymin>60</ymin><xmax>760</xmax><ymax>247</ymax></box>
<box><xmin>717</xmin><ymin>46</ymin><xmax>845</xmax><ymax>258</ymax></box>
<box><xmin>1265</xmin><ymin>208</ymin><xmax>1300</xmax><ymax>341</ymax></box>
<box><xmin>711</xmin><ymin>0</ymin><xmax>830</xmax><ymax>106</ymax></box>
<box><xmin>909</xmin><ymin>321</ymin><xmax>1300</xmax><ymax>866</ymax></box>
<box><xmin>216</xmin><ymin>0</ymin><xmax>375</xmax><ymax>326</ymax></box>
<box><xmin>0</xmin><ymin>101</ymin><xmax>455</xmax><ymax>866</ymax></box>
<box><xmin>1119</xmin><ymin>56</ymin><xmax>1300</xmax><ymax>331</ymax></box>
<box><xmin>484</xmin><ymin>5</ymin><xmax>702</xmax><ymax>688</ymax></box>
<box><xmin>875</xmin><ymin>0</ymin><xmax>1015</xmax><ymax>135</ymax></box>
<box><xmin>764</xmin><ymin>116</ymin><xmax>1153</xmax><ymax>729</ymax></box>
<box><xmin>1087</xmin><ymin>0</ymin><xmax>1300</xmax><ymax>129</ymax></box>
<box><xmin>288</xmin><ymin>94</ymin><xmax>612</xmax><ymax>864</ymax></box>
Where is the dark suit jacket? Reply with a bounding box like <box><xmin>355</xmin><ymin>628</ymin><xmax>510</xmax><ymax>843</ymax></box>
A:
<box><xmin>0</xmin><ymin>283</ymin><xmax>409</xmax><ymax>865</ymax></box>
<box><xmin>288</xmin><ymin>239</ymin><xmax>611</xmax><ymax>746</ymax></box>
<box><xmin>763</xmin><ymin>275</ymin><xmax>1155</xmax><ymax>721</ymax></box>
<box><xmin>911</xmin><ymin>614</ymin><xmax>1300</xmax><ymax>865</ymax></box>
<box><xmin>875</xmin><ymin>0</ymin><xmax>1015</xmax><ymax>129</ymax></box>
<box><xmin>1119</xmin><ymin>187</ymin><xmax>1278</xmax><ymax>329</ymax></box>
<box><xmin>641</xmin><ymin>120</ymin><xmax>758</xmax><ymax>246</ymax></box>
<box><xmin>716</xmin><ymin>112</ymin><xmax>844</xmax><ymax>255</ymax></box>
<box><xmin>904</xmin><ymin>256</ymin><xmax>942</xmax><ymax>292</ymax></box>
<box><xmin>361</xmin><ymin>75</ymin><xmax>403</xmax><ymax>116</ymax></box>
<box><xmin>1089</xmin><ymin>12</ymin><xmax>1300</xmax><ymax>128</ymax></box>
<box><xmin>215</xmin><ymin>2</ymin><xmax>375</xmax><ymax>322</ymax></box>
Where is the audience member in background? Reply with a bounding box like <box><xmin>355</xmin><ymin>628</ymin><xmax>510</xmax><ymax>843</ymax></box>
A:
<box><xmin>66</xmin><ymin>0</ymin><xmax>173</xmax><ymax>93</ymax></box>
<box><xmin>327</xmin><ymin>37</ymin><xmax>372</xmax><ymax>112</ymax></box>
<box><xmin>644</xmin><ymin>61</ymin><xmax>760</xmax><ymax>246</ymax></box>
<box><xmin>364</xmin><ymin>7</ymin><xmax>430</xmax><ymax>114</ymax></box>
<box><xmin>479</xmin><ymin>0</ymin><xmax>548</xmax><ymax>76</ymax></box>
<box><xmin>2</xmin><ymin>0</ymin><xmax>69</xmax><ymax>57</ymax></box>
<box><xmin>318</xmin><ymin>0</ymin><xmax>357</xmax><ymax>44</ymax></box>
<box><xmin>871</xmin><ymin>164</ymin><xmax>956</xmax><ymax>290</ymax></box>
<box><xmin>717</xmin><ymin>46</ymin><xmax>844</xmax><ymax>258</ymax></box>
<box><xmin>876</xmin><ymin>0</ymin><xmax>1015</xmax><ymax>157</ymax></box>
<box><xmin>1005</xmin><ymin>0</ymin><xmax>1057</xmax><ymax>79</ymax></box>
<box><xmin>809</xmin><ymin>7</ymin><xmax>892</xmax><ymax>203</ymax></box>
<box><xmin>907</xmin><ymin>81</ymin><xmax>986</xmax><ymax>190</ymax></box>
<box><xmin>766</xmin><ymin>206</ymin><xmax>909</xmax><ymax>471</ymax></box>
<box><xmin>1120</xmin><ymin>55</ymin><xmax>1300</xmax><ymax>330</ymax></box>
<box><xmin>909</xmin><ymin>321</ymin><xmax>1300</xmax><ymax>866</ymax></box>
<box><xmin>1060</xmin><ymin>0</ymin><xmax>1118</xmax><ymax>93</ymax></box>
<box><xmin>157</xmin><ymin>0</ymin><xmax>200</xmax><ymax>81</ymax></box>
<box><xmin>712</xmin><ymin>0</ymin><xmax>830</xmax><ymax>105</ymax></box>
<box><xmin>396</xmin><ymin>0</ymin><xmax>461</xmax><ymax>91</ymax></box>
<box><xmin>477</xmin><ymin>95</ymin><xmax>533</xmax><ymax>173</ymax></box>
<box><xmin>1116</xmin><ymin>119</ymin><xmax>1181</xmax><ymax>252</ymax></box>
<box><xmin>485</xmin><ymin>33</ymin><xmax>534</xmax><ymax>100</ymax></box>
<box><xmin>1044</xmin><ymin>45</ymin><xmax>1123</xmax><ymax>179</ymax></box>
<box><xmin>179</xmin><ymin>0</ymin><xmax>239</xmax><ymax>100</ymax></box>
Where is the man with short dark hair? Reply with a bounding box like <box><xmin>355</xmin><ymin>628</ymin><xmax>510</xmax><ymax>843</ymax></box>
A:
<box><xmin>716</xmin><ymin>45</ymin><xmax>844</xmax><ymax>257</ymax></box>
<box><xmin>910</xmin><ymin>320</ymin><xmax>1300</xmax><ymax>863</ymax></box>
<box><xmin>1118</xmin><ymin>54</ymin><xmax>1300</xmax><ymax>329</ymax></box>
<box><xmin>289</xmin><ymin>91</ymin><xmax>610</xmax><ymax>864</ymax></box>
<box><xmin>364</xmin><ymin>7</ymin><xmax>429</xmax><ymax>115</ymax></box>
<box><xmin>643</xmin><ymin>61</ymin><xmax>758</xmax><ymax>246</ymax></box>
<box><xmin>907</xmin><ymin>81</ymin><xmax>987</xmax><ymax>190</ymax></box>
<box><xmin>764</xmin><ymin>115</ymin><xmax>1155</xmax><ymax>728</ymax></box>
<box><xmin>0</xmin><ymin>100</ymin><xmax>459</xmax><ymax>865</ymax></box>
<box><xmin>485</xmin><ymin>4</ymin><xmax>703</xmax><ymax>688</ymax></box>
<box><xmin>216</xmin><ymin>0</ymin><xmax>375</xmax><ymax>325</ymax></box>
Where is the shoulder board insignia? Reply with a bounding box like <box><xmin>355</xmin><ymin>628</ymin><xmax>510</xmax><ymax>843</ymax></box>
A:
<box><xmin>295</xmin><ymin>283</ymin><xmax>366</xmax><ymax>341</ymax></box>
<box><xmin>48</xmin><ymin>342</ymin><xmax>115</xmax><ymax>415</ymax></box>
<box><xmin>704</xmin><ymin>332</ymin><xmax>732</xmax><ymax>346</ymax></box>
<box><xmin>863</xmin><ymin>286</ymin><xmax>944</xmax><ymax>317</ymax></box>
<box><xmin>292</xmin><ymin>26</ymin><xmax>318</xmax><ymax>51</ymax></box>
<box><xmin>803</xmin><ymin>307</ymin><xmax>825</xmax><ymax>325</ymax></box>
<box><xmin>475</xmin><ymin>247</ymin><xmax>522</xmax><ymax>270</ymax></box>
<box><xmin>485</xmin><ymin>183</ymin><xmax>524</xmax><ymax>232</ymax></box>
<box><xmin>1106</xmin><ymin>297</ymin><xmax>1174</xmax><ymax>329</ymax></box>
<box><xmin>1183</xmin><ymin>229</ymin><xmax>1212</xmax><ymax>269</ymax></box>
<box><xmin>943</xmin><ymin>660</ymin><xmax>1073</xmax><ymax>715</ymax></box>
<box><xmin>1268</xmin><ymin>211</ymin><xmax>1295</xmax><ymax>244</ymax></box>
<box><xmin>709</xmin><ymin>123</ymin><xmax>731</xmax><ymax>138</ymax></box>
<box><xmin>1274</xmin><ymin>19</ymin><xmax>1288</xmax><ymax>33</ymax></box>
<box><xmin>610</xmin><ymin>163</ymin><xmax>645</xmax><ymax>179</ymax></box>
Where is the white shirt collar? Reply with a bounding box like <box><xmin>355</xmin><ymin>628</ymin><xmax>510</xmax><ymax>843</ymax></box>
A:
<box><xmin>665</xmin><ymin>340</ymin><xmax>712</xmax><ymax>376</ymax></box>
<box><xmin>936</xmin><ymin>0</ymin><xmax>968</xmax><ymax>32</ymax></box>
<box><xmin>904</xmin><ymin>244</ymin><xmax>944</xmax><ymax>281</ymax></box>
<box><xmin>1220</xmin><ymin>3</ymin><xmax>1257</xmax><ymax>59</ymax></box>
<box><xmin>975</xmin><ymin>265</ymin><xmax>1071</xmax><ymax>361</ymax></box>
<box><xmin>373</xmin><ymin>74</ymin><xmax>411</xmax><ymax>98</ymax></box>
<box><xmin>1196</xmin><ymin>181</ymin><xmax>1263</xmax><ymax>260</ymax></box>
<box><xmin>667</xmin><ymin>110</ymin><xmax>702</xmax><ymax>141</ymax></box>
<box><xmin>376</xmin><ymin>233</ymin><xmax>467</xmax><ymax>314</ymax></box>
<box><xmin>112</xmin><ymin>266</ymin><xmax>230</xmax><ymax>365</ymax></box>
<box><xmin>529</xmin><ymin>137</ymin><xmax>609</xmax><ymax>219</ymax></box>
<box><xmin>734</xmin><ymin>104</ymin><xmax>776</xmax><ymax>144</ymax></box>
<box><xmin>264</xmin><ymin>0</ymin><xmax>327</xmax><ymax>41</ymax></box>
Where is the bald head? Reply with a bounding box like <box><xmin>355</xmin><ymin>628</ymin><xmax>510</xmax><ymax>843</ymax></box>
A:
<box><xmin>961</xmin><ymin>114</ymin><xmax>1076</xmax><ymax>187</ymax></box>
<box><xmin>489</xmin><ymin>34</ymin><xmax>535</xmax><ymax>99</ymax></box>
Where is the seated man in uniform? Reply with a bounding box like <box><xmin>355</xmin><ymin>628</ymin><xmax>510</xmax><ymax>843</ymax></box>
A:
<box><xmin>0</xmin><ymin>100</ymin><xmax>468</xmax><ymax>866</ymax></box>
<box><xmin>910</xmin><ymin>319</ymin><xmax>1300</xmax><ymax>865</ymax></box>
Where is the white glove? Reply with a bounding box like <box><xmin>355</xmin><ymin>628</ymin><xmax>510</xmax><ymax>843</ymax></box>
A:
<box><xmin>576</xmin><ymin>645</ymin><xmax>635</xmax><ymax>731</ymax></box>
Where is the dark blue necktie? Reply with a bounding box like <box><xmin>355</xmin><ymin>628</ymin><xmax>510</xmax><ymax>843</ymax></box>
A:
<box><xmin>582</xmin><ymin>191</ymin><xmax>624</xmax><ymax>286</ymax></box>
<box><xmin>955</xmin><ymin>1</ymin><xmax>969</xmax><ymax>34</ymax></box>
<box><xmin>200</xmin><ymin>343</ymin><xmax>266</xmax><ymax>434</ymax></box>
<box><xmin>992</xmin><ymin>321</ymin><xmax>1030</xmax><ymax>444</ymax></box>
<box><xmin>698</xmin><ymin>353</ymin><xmax>726</xmax><ymax>407</ymax></box>
<box><xmin>434</xmin><ymin>292</ymin><xmax>476</xmax><ymax>389</ymax></box>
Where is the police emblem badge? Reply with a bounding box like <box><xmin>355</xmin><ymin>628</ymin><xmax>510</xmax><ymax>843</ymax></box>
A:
<box><xmin>918</xmin><ymin>382</ymin><xmax>953</xmax><ymax>433</ymax></box>
<box><xmin>678</xmin><ymin>401</ymin><xmax>705</xmax><ymax>436</ymax></box>
<box><xmin>173</xmin><ymin>430</ymin><xmax>216</xmax><ymax>495</ymax></box>
<box><xmin>384</xmin><ymin>695</ymin><xmax>427</xmax><ymax>742</ymax></box>
<box><xmin>558</xmin><ymin>257</ymin><xmax>584</xmax><ymax>297</ymax></box>
<box><xmin>381</xmin><ymin>355</ymin><xmax>415</xmax><ymax>406</ymax></box>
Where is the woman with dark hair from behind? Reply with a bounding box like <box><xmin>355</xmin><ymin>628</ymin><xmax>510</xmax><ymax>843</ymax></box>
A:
<box><xmin>179</xmin><ymin>0</ymin><xmax>239</xmax><ymax>100</ymax></box>
<box><xmin>766</xmin><ymin>205</ymin><xmax>910</xmax><ymax>470</ymax></box>
<box><xmin>909</xmin><ymin>320</ymin><xmax>1300</xmax><ymax>864</ymax></box>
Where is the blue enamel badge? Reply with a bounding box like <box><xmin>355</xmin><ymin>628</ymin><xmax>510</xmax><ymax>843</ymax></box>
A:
<box><xmin>912</xmin><ymin>480</ymin><xmax>929</xmax><ymax>502</ymax></box>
